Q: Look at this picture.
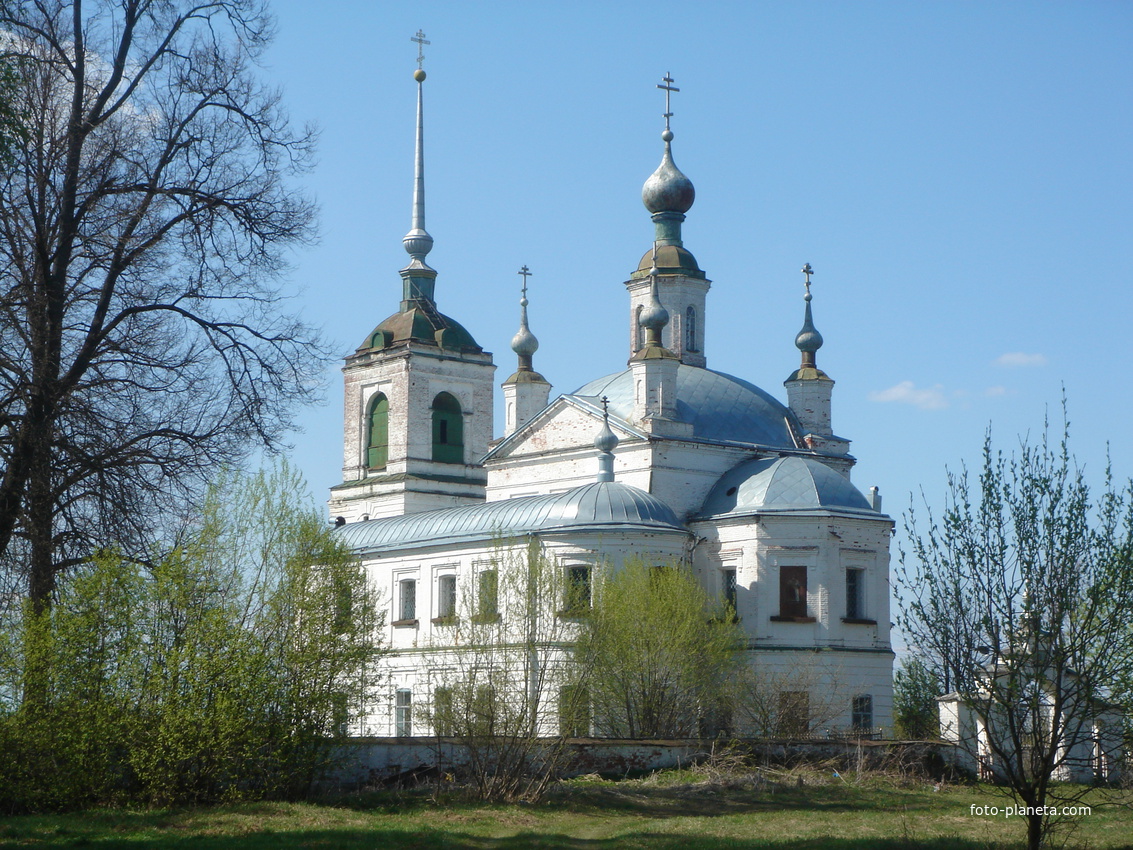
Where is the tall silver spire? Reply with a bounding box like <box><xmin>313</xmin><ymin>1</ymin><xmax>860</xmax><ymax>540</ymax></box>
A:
<box><xmin>400</xmin><ymin>30</ymin><xmax>437</xmax><ymax>308</ymax></box>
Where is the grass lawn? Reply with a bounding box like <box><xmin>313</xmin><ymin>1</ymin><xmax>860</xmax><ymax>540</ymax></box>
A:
<box><xmin>1</xmin><ymin>770</ymin><xmax>1131</xmax><ymax>849</ymax></box>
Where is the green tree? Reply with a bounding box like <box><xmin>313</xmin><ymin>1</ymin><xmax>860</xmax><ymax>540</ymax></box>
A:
<box><xmin>0</xmin><ymin>462</ymin><xmax>381</xmax><ymax>811</ymax></box>
<box><xmin>898</xmin><ymin>420</ymin><xmax>1133</xmax><ymax>850</ymax></box>
<box><xmin>577</xmin><ymin>560</ymin><xmax>743</xmax><ymax>739</ymax></box>
<box><xmin>893</xmin><ymin>656</ymin><xmax>940</xmax><ymax>740</ymax></box>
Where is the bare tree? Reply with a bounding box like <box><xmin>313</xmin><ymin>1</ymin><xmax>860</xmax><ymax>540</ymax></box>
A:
<box><xmin>898</xmin><ymin>419</ymin><xmax>1133</xmax><ymax>850</ymax></box>
<box><xmin>0</xmin><ymin>1</ymin><xmax>324</xmax><ymax>617</ymax></box>
<box><xmin>727</xmin><ymin>655</ymin><xmax>854</xmax><ymax>739</ymax></box>
<box><xmin>422</xmin><ymin>541</ymin><xmax>588</xmax><ymax>802</ymax></box>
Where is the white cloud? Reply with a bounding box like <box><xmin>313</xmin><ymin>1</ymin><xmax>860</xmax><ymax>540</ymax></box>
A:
<box><xmin>868</xmin><ymin>381</ymin><xmax>948</xmax><ymax>410</ymax></box>
<box><xmin>984</xmin><ymin>385</ymin><xmax>1008</xmax><ymax>397</ymax></box>
<box><xmin>995</xmin><ymin>352</ymin><xmax>1048</xmax><ymax>368</ymax></box>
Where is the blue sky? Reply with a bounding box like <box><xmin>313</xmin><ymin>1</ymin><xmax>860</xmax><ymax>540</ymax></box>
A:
<box><xmin>262</xmin><ymin>1</ymin><xmax>1132</xmax><ymax>585</ymax></box>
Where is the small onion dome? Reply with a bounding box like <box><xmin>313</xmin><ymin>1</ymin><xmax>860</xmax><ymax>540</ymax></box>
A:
<box><xmin>640</xmin><ymin>276</ymin><xmax>670</xmax><ymax>331</ymax></box>
<box><xmin>511</xmin><ymin>296</ymin><xmax>539</xmax><ymax>357</ymax></box>
<box><xmin>594</xmin><ymin>416</ymin><xmax>619</xmax><ymax>454</ymax></box>
<box><xmin>795</xmin><ymin>291</ymin><xmax>824</xmax><ymax>354</ymax></box>
<box><xmin>642</xmin><ymin>130</ymin><xmax>695</xmax><ymax>215</ymax></box>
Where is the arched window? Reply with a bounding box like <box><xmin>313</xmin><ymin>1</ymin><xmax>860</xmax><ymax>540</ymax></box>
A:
<box><xmin>366</xmin><ymin>393</ymin><xmax>389</xmax><ymax>469</ymax></box>
<box><xmin>685</xmin><ymin>306</ymin><xmax>698</xmax><ymax>352</ymax></box>
<box><xmin>634</xmin><ymin>305</ymin><xmax>644</xmax><ymax>351</ymax></box>
<box><xmin>432</xmin><ymin>392</ymin><xmax>464</xmax><ymax>463</ymax></box>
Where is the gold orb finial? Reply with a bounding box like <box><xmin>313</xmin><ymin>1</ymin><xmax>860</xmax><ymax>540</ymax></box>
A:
<box><xmin>414</xmin><ymin>68</ymin><xmax>426</xmax><ymax>82</ymax></box>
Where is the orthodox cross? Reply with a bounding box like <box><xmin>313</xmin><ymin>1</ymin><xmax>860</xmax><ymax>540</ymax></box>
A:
<box><xmin>801</xmin><ymin>262</ymin><xmax>814</xmax><ymax>296</ymax></box>
<box><xmin>412</xmin><ymin>29</ymin><xmax>430</xmax><ymax>69</ymax></box>
<box><xmin>518</xmin><ymin>265</ymin><xmax>532</xmax><ymax>299</ymax></box>
<box><xmin>601</xmin><ymin>395</ymin><xmax>610</xmax><ymax>420</ymax></box>
<box><xmin>657</xmin><ymin>73</ymin><xmax>679</xmax><ymax>130</ymax></box>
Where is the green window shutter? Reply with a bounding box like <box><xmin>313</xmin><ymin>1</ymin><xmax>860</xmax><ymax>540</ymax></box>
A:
<box><xmin>431</xmin><ymin>392</ymin><xmax>464</xmax><ymax>464</ymax></box>
<box><xmin>367</xmin><ymin>394</ymin><xmax>389</xmax><ymax>469</ymax></box>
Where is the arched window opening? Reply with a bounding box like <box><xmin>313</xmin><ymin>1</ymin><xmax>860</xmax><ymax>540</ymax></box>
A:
<box><xmin>686</xmin><ymin>306</ymin><xmax>698</xmax><ymax>352</ymax></box>
<box><xmin>432</xmin><ymin>392</ymin><xmax>464</xmax><ymax>463</ymax></box>
<box><xmin>634</xmin><ymin>305</ymin><xmax>644</xmax><ymax>351</ymax></box>
<box><xmin>366</xmin><ymin>393</ymin><xmax>389</xmax><ymax>469</ymax></box>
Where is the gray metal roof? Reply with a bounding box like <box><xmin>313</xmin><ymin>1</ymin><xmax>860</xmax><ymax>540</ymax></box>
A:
<box><xmin>336</xmin><ymin>481</ymin><xmax>687</xmax><ymax>554</ymax></box>
<box><xmin>572</xmin><ymin>366</ymin><xmax>802</xmax><ymax>449</ymax></box>
<box><xmin>698</xmin><ymin>456</ymin><xmax>876</xmax><ymax>517</ymax></box>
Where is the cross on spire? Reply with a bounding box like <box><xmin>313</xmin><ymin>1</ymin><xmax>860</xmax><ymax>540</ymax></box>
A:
<box><xmin>801</xmin><ymin>262</ymin><xmax>814</xmax><ymax>296</ymax></box>
<box><xmin>518</xmin><ymin>265</ymin><xmax>532</xmax><ymax>299</ymax></box>
<box><xmin>412</xmin><ymin>29</ymin><xmax>430</xmax><ymax>69</ymax></box>
<box><xmin>657</xmin><ymin>72</ymin><xmax>680</xmax><ymax>131</ymax></box>
<box><xmin>601</xmin><ymin>395</ymin><xmax>610</xmax><ymax>420</ymax></box>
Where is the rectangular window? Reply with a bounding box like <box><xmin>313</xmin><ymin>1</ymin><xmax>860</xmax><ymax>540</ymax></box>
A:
<box><xmin>778</xmin><ymin>690</ymin><xmax>810</xmax><ymax>736</ymax></box>
<box><xmin>437</xmin><ymin>574</ymin><xmax>457</xmax><ymax>620</ymax></box>
<box><xmin>559</xmin><ymin>684</ymin><xmax>590</xmax><ymax>737</ymax></box>
<box><xmin>433</xmin><ymin>686</ymin><xmax>453</xmax><ymax>736</ymax></box>
<box><xmin>779</xmin><ymin>566</ymin><xmax>808</xmax><ymax>619</ymax></box>
<box><xmin>478</xmin><ymin>570</ymin><xmax>498</xmax><ymax>619</ymax></box>
<box><xmin>398</xmin><ymin>578</ymin><xmax>416</xmax><ymax>622</ymax></box>
<box><xmin>564</xmin><ymin>566</ymin><xmax>591</xmax><ymax>613</ymax></box>
<box><xmin>852</xmin><ymin>694</ymin><xmax>873</xmax><ymax>731</ymax></box>
<box><xmin>472</xmin><ymin>685</ymin><xmax>496</xmax><ymax>736</ymax></box>
<box><xmin>333</xmin><ymin>575</ymin><xmax>352</xmax><ymax>634</ymax></box>
<box><xmin>395</xmin><ymin>688</ymin><xmax>412</xmax><ymax>737</ymax></box>
<box><xmin>846</xmin><ymin>568</ymin><xmax>862</xmax><ymax>619</ymax></box>
<box><xmin>332</xmin><ymin>692</ymin><xmax>349</xmax><ymax>737</ymax></box>
<box><xmin>722</xmin><ymin>569</ymin><xmax>737</xmax><ymax>615</ymax></box>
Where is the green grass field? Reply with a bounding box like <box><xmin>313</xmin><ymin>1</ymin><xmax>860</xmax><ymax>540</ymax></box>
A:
<box><xmin>1</xmin><ymin>770</ymin><xmax>1131</xmax><ymax>849</ymax></box>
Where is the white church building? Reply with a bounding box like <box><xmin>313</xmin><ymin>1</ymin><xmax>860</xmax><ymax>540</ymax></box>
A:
<box><xmin>330</xmin><ymin>61</ymin><xmax>895</xmax><ymax>739</ymax></box>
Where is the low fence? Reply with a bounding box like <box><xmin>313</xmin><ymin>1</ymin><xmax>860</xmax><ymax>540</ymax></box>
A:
<box><xmin>326</xmin><ymin>736</ymin><xmax>945</xmax><ymax>790</ymax></box>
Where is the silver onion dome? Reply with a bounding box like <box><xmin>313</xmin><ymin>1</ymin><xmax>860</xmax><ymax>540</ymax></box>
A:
<box><xmin>642</xmin><ymin>129</ymin><xmax>695</xmax><ymax>215</ymax></box>
<box><xmin>795</xmin><ymin>289</ymin><xmax>824</xmax><ymax>354</ymax></box>
<box><xmin>639</xmin><ymin>271</ymin><xmax>670</xmax><ymax>332</ymax></box>
<box><xmin>511</xmin><ymin>294</ymin><xmax>539</xmax><ymax>358</ymax></box>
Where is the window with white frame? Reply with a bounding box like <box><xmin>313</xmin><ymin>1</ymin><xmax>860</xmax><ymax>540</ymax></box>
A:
<box><xmin>852</xmin><ymin>694</ymin><xmax>873</xmax><ymax>731</ymax></box>
<box><xmin>436</xmin><ymin>574</ymin><xmax>457</xmax><ymax>620</ymax></box>
<box><xmin>563</xmin><ymin>565</ymin><xmax>591</xmax><ymax>613</ymax></box>
<box><xmin>721</xmin><ymin>568</ymin><xmax>737</xmax><ymax>616</ymax></box>
<box><xmin>395</xmin><ymin>688</ymin><xmax>412</xmax><ymax>737</ymax></box>
<box><xmin>433</xmin><ymin>686</ymin><xmax>453</xmax><ymax>736</ymax></box>
<box><xmin>477</xmin><ymin>569</ymin><xmax>498</xmax><ymax>619</ymax></box>
<box><xmin>397</xmin><ymin>578</ymin><xmax>417</xmax><ymax>622</ymax></box>
<box><xmin>845</xmin><ymin>568</ymin><xmax>863</xmax><ymax>619</ymax></box>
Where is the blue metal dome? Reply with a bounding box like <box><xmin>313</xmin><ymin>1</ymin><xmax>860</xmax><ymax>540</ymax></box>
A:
<box><xmin>698</xmin><ymin>456</ymin><xmax>875</xmax><ymax>518</ymax></box>
<box><xmin>572</xmin><ymin>366</ymin><xmax>803</xmax><ymax>449</ymax></box>
<box><xmin>336</xmin><ymin>481</ymin><xmax>686</xmax><ymax>554</ymax></box>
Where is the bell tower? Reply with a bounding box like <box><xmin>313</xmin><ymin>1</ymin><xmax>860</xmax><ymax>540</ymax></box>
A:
<box><xmin>331</xmin><ymin>33</ymin><xmax>495</xmax><ymax>523</ymax></box>
<box><xmin>625</xmin><ymin>73</ymin><xmax>711</xmax><ymax>369</ymax></box>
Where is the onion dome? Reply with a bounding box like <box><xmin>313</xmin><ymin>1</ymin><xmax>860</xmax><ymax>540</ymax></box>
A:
<box><xmin>787</xmin><ymin>263</ymin><xmax>829</xmax><ymax>381</ymax></box>
<box><xmin>642</xmin><ymin>128</ymin><xmax>695</xmax><ymax>215</ymax></box>
<box><xmin>796</xmin><ymin>290</ymin><xmax>823</xmax><ymax>355</ymax></box>
<box><xmin>594</xmin><ymin>396</ymin><xmax>619</xmax><ymax>482</ymax></box>
<box><xmin>639</xmin><ymin>268</ymin><xmax>670</xmax><ymax>332</ymax></box>
<box><xmin>503</xmin><ymin>265</ymin><xmax>547</xmax><ymax>385</ymax></box>
<box><xmin>511</xmin><ymin>296</ymin><xmax>538</xmax><ymax>359</ymax></box>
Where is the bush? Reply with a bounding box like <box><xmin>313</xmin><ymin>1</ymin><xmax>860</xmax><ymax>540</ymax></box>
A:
<box><xmin>0</xmin><ymin>463</ymin><xmax>381</xmax><ymax>811</ymax></box>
